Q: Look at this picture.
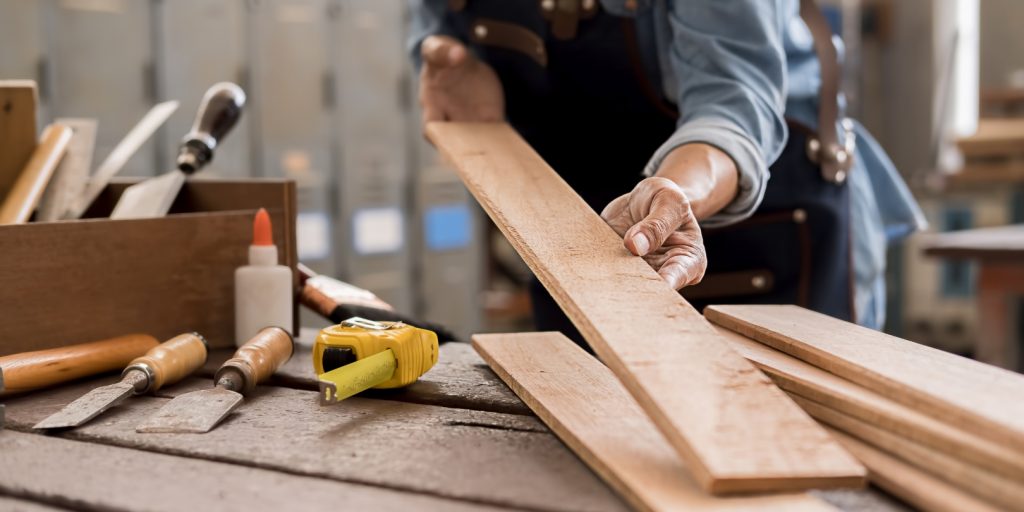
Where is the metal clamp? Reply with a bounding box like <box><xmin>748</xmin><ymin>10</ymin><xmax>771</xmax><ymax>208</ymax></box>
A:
<box><xmin>806</xmin><ymin>118</ymin><xmax>857</xmax><ymax>184</ymax></box>
<box><xmin>341</xmin><ymin>317</ymin><xmax>404</xmax><ymax>331</ymax></box>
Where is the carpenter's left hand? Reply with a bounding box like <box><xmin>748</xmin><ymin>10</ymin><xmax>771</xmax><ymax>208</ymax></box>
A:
<box><xmin>601</xmin><ymin>177</ymin><xmax>707</xmax><ymax>290</ymax></box>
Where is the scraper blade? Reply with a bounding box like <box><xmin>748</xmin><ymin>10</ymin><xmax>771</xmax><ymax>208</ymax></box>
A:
<box><xmin>135</xmin><ymin>387</ymin><xmax>243</xmax><ymax>434</ymax></box>
<box><xmin>34</xmin><ymin>381</ymin><xmax>136</xmax><ymax>430</ymax></box>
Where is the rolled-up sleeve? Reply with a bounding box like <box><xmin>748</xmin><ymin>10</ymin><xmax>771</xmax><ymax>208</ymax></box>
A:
<box><xmin>644</xmin><ymin>1</ymin><xmax>789</xmax><ymax>227</ymax></box>
<box><xmin>407</xmin><ymin>0</ymin><xmax>455</xmax><ymax>70</ymax></box>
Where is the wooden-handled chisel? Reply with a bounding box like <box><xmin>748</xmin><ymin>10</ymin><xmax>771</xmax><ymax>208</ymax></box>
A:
<box><xmin>136</xmin><ymin>327</ymin><xmax>293</xmax><ymax>434</ymax></box>
<box><xmin>34</xmin><ymin>333</ymin><xmax>209</xmax><ymax>430</ymax></box>
<box><xmin>0</xmin><ymin>123</ymin><xmax>73</xmax><ymax>224</ymax></box>
<box><xmin>0</xmin><ymin>334</ymin><xmax>159</xmax><ymax>395</ymax></box>
<box><xmin>110</xmin><ymin>83</ymin><xmax>245</xmax><ymax>219</ymax></box>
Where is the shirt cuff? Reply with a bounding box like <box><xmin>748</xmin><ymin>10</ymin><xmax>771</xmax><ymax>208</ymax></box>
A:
<box><xmin>643</xmin><ymin>117</ymin><xmax>770</xmax><ymax>228</ymax></box>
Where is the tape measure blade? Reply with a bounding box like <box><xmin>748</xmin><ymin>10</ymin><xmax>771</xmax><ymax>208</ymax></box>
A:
<box><xmin>318</xmin><ymin>349</ymin><xmax>397</xmax><ymax>405</ymax></box>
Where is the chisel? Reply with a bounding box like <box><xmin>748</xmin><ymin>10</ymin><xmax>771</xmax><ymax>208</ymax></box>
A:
<box><xmin>109</xmin><ymin>83</ymin><xmax>245</xmax><ymax>219</ymax></box>
<box><xmin>136</xmin><ymin>327</ymin><xmax>293</xmax><ymax>434</ymax></box>
<box><xmin>34</xmin><ymin>333</ymin><xmax>208</xmax><ymax>430</ymax></box>
<box><xmin>0</xmin><ymin>334</ymin><xmax>159</xmax><ymax>396</ymax></box>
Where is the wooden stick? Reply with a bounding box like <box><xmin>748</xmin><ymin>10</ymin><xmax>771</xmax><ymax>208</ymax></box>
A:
<box><xmin>473</xmin><ymin>332</ymin><xmax>837</xmax><ymax>512</ymax></box>
<box><xmin>705</xmin><ymin>304</ymin><xmax>1024</xmax><ymax>453</ymax></box>
<box><xmin>428</xmin><ymin>122</ymin><xmax>865</xmax><ymax>494</ymax></box>
<box><xmin>0</xmin><ymin>124</ymin><xmax>72</xmax><ymax>224</ymax></box>
<box><xmin>827</xmin><ymin>428</ymin><xmax>1003</xmax><ymax>512</ymax></box>
<box><xmin>37</xmin><ymin>118</ymin><xmax>97</xmax><ymax>222</ymax></box>
<box><xmin>794</xmin><ymin>395</ymin><xmax>1024</xmax><ymax>512</ymax></box>
<box><xmin>714</xmin><ymin>325</ymin><xmax>1024</xmax><ymax>480</ymax></box>
<box><xmin>0</xmin><ymin>81</ymin><xmax>38</xmax><ymax>202</ymax></box>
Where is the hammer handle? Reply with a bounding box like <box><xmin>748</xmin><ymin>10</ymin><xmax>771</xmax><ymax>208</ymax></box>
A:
<box><xmin>0</xmin><ymin>334</ymin><xmax>160</xmax><ymax>395</ymax></box>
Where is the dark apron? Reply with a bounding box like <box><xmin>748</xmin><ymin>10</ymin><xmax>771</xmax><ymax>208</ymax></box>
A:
<box><xmin>442</xmin><ymin>1</ymin><xmax>853</xmax><ymax>348</ymax></box>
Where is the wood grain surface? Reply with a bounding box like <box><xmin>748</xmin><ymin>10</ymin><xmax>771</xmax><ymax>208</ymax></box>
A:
<box><xmin>1</xmin><ymin>377</ymin><xmax>627</xmax><ymax>512</ymax></box>
<box><xmin>828</xmin><ymin>428</ymin><xmax>1002</xmax><ymax>512</ymax></box>
<box><xmin>0</xmin><ymin>496</ymin><xmax>70</xmax><ymax>512</ymax></box>
<box><xmin>0</xmin><ymin>81</ymin><xmax>38</xmax><ymax>203</ymax></box>
<box><xmin>202</xmin><ymin>342</ymin><xmax>530</xmax><ymax>415</ymax></box>
<box><xmin>0</xmin><ymin>124</ymin><xmax>71</xmax><ymax>224</ymax></box>
<box><xmin>36</xmin><ymin>118</ymin><xmax>97</xmax><ymax>222</ymax></box>
<box><xmin>428</xmin><ymin>121</ymin><xmax>864</xmax><ymax>494</ymax></box>
<box><xmin>794</xmin><ymin>395</ymin><xmax>1024</xmax><ymax>512</ymax></box>
<box><xmin>0</xmin><ymin>431</ymin><xmax>503</xmax><ymax>512</ymax></box>
<box><xmin>921</xmin><ymin>224</ymin><xmax>1024</xmax><ymax>261</ymax></box>
<box><xmin>706</xmin><ymin>305</ymin><xmax>1024</xmax><ymax>453</ymax></box>
<box><xmin>0</xmin><ymin>334</ymin><xmax>158</xmax><ymax>395</ymax></box>
<box><xmin>716</xmin><ymin>326</ymin><xmax>1024</xmax><ymax>480</ymax></box>
<box><xmin>473</xmin><ymin>332</ymin><xmax>838</xmax><ymax>512</ymax></box>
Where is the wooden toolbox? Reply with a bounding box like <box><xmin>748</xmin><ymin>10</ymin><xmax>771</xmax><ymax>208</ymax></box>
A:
<box><xmin>0</xmin><ymin>178</ymin><xmax>298</xmax><ymax>355</ymax></box>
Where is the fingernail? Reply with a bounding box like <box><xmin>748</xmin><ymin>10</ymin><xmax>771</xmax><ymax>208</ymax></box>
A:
<box><xmin>631</xmin><ymin>234</ymin><xmax>650</xmax><ymax>256</ymax></box>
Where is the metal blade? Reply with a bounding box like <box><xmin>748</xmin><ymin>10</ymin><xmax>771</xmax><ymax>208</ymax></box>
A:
<box><xmin>135</xmin><ymin>387</ymin><xmax>243</xmax><ymax>434</ymax></box>
<box><xmin>34</xmin><ymin>382</ymin><xmax>136</xmax><ymax>430</ymax></box>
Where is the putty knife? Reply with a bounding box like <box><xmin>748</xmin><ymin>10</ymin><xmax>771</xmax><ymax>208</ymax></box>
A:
<box><xmin>136</xmin><ymin>327</ymin><xmax>293</xmax><ymax>434</ymax></box>
<box><xmin>34</xmin><ymin>333</ymin><xmax>208</xmax><ymax>430</ymax></box>
<box><xmin>110</xmin><ymin>82</ymin><xmax>245</xmax><ymax>220</ymax></box>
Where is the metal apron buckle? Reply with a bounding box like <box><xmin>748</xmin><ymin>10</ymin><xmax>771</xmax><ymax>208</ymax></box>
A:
<box><xmin>806</xmin><ymin>118</ymin><xmax>856</xmax><ymax>184</ymax></box>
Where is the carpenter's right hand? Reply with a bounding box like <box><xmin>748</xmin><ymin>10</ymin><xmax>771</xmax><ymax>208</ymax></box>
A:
<box><xmin>419</xmin><ymin>35</ymin><xmax>504</xmax><ymax>128</ymax></box>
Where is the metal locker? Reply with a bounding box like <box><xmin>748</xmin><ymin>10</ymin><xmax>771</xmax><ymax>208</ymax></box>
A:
<box><xmin>333</xmin><ymin>0</ymin><xmax>414</xmax><ymax>313</ymax></box>
<box><xmin>249</xmin><ymin>0</ymin><xmax>339</xmax><ymax>279</ymax></box>
<box><xmin>154</xmin><ymin>0</ymin><xmax>252</xmax><ymax>178</ymax></box>
<box><xmin>0</xmin><ymin>0</ymin><xmax>48</xmax><ymax>119</ymax></box>
<box><xmin>42</xmin><ymin>0</ymin><xmax>157</xmax><ymax>177</ymax></box>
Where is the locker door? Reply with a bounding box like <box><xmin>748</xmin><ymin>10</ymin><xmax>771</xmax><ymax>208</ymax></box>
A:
<box><xmin>334</xmin><ymin>0</ymin><xmax>414</xmax><ymax>313</ymax></box>
<box><xmin>155</xmin><ymin>0</ymin><xmax>252</xmax><ymax>178</ymax></box>
<box><xmin>0</xmin><ymin>0</ymin><xmax>48</xmax><ymax>119</ymax></box>
<box><xmin>44</xmin><ymin>0</ymin><xmax>156</xmax><ymax>177</ymax></box>
<box><xmin>250</xmin><ymin>0</ymin><xmax>338</xmax><ymax>279</ymax></box>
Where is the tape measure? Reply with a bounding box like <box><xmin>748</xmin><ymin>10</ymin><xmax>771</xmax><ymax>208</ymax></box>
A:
<box><xmin>314</xmin><ymin>317</ymin><xmax>438</xmax><ymax>405</ymax></box>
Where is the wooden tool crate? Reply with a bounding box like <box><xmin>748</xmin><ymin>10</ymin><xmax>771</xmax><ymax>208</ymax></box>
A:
<box><xmin>0</xmin><ymin>178</ymin><xmax>298</xmax><ymax>355</ymax></box>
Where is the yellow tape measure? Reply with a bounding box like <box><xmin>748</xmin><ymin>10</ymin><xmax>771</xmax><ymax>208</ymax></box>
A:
<box><xmin>314</xmin><ymin>317</ymin><xmax>438</xmax><ymax>405</ymax></box>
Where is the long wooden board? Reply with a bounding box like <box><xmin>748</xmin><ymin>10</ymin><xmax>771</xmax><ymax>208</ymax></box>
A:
<box><xmin>428</xmin><ymin>121</ymin><xmax>864</xmax><ymax>494</ymax></box>
<box><xmin>1</xmin><ymin>377</ymin><xmax>627</xmax><ymax>512</ymax></box>
<box><xmin>0</xmin><ymin>123</ymin><xmax>72</xmax><ymax>225</ymax></box>
<box><xmin>705</xmin><ymin>305</ymin><xmax>1024</xmax><ymax>453</ymax></box>
<box><xmin>0</xmin><ymin>431</ymin><xmax>501</xmax><ymax>512</ymax></box>
<box><xmin>473</xmin><ymin>332</ymin><xmax>837</xmax><ymax>512</ymax></box>
<box><xmin>715</xmin><ymin>326</ymin><xmax>1024</xmax><ymax>480</ymax></box>
<box><xmin>828</xmin><ymin>428</ymin><xmax>1002</xmax><ymax>512</ymax></box>
<box><xmin>793</xmin><ymin>395</ymin><xmax>1024</xmax><ymax>512</ymax></box>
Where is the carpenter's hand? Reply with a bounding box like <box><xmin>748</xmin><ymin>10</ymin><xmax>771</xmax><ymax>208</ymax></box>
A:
<box><xmin>601</xmin><ymin>177</ymin><xmax>707</xmax><ymax>290</ymax></box>
<box><xmin>419</xmin><ymin>35</ymin><xmax>504</xmax><ymax>127</ymax></box>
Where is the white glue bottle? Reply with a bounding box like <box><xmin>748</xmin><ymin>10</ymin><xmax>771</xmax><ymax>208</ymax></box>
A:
<box><xmin>235</xmin><ymin>208</ymin><xmax>293</xmax><ymax>347</ymax></box>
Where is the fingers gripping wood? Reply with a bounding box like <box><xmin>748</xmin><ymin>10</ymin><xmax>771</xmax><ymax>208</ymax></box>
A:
<box><xmin>217</xmin><ymin>327</ymin><xmax>293</xmax><ymax>394</ymax></box>
<box><xmin>0</xmin><ymin>334</ymin><xmax>159</xmax><ymax>394</ymax></box>
<box><xmin>128</xmin><ymin>333</ymin><xmax>208</xmax><ymax>392</ymax></box>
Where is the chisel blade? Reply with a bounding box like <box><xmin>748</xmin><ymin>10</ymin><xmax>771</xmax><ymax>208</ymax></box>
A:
<box><xmin>34</xmin><ymin>381</ymin><xmax>136</xmax><ymax>430</ymax></box>
<box><xmin>135</xmin><ymin>387</ymin><xmax>243</xmax><ymax>434</ymax></box>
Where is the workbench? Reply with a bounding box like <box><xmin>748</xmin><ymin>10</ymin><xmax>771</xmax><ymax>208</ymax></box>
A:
<box><xmin>924</xmin><ymin>224</ymin><xmax>1024</xmax><ymax>369</ymax></box>
<box><xmin>0</xmin><ymin>340</ymin><xmax>909</xmax><ymax>511</ymax></box>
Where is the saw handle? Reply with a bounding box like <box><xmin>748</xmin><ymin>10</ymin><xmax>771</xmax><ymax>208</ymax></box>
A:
<box><xmin>0</xmin><ymin>334</ymin><xmax>159</xmax><ymax>395</ymax></box>
<box><xmin>126</xmin><ymin>333</ymin><xmax>209</xmax><ymax>393</ymax></box>
<box><xmin>177</xmin><ymin>82</ymin><xmax>245</xmax><ymax>174</ymax></box>
<box><xmin>215</xmin><ymin>327</ymin><xmax>293</xmax><ymax>395</ymax></box>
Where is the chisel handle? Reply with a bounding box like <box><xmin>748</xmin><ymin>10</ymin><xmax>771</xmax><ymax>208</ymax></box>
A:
<box><xmin>0</xmin><ymin>334</ymin><xmax>160</xmax><ymax>395</ymax></box>
<box><xmin>177</xmin><ymin>82</ymin><xmax>245</xmax><ymax>174</ymax></box>
<box><xmin>125</xmin><ymin>333</ymin><xmax>209</xmax><ymax>394</ymax></box>
<box><xmin>215</xmin><ymin>327</ymin><xmax>293</xmax><ymax>395</ymax></box>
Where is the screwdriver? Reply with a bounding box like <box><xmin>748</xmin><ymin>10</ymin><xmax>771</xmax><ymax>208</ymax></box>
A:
<box><xmin>34</xmin><ymin>333</ymin><xmax>208</xmax><ymax>430</ymax></box>
<box><xmin>136</xmin><ymin>327</ymin><xmax>293</xmax><ymax>434</ymax></box>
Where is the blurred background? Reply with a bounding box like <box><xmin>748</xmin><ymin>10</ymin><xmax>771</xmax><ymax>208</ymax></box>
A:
<box><xmin>1</xmin><ymin>0</ymin><xmax>1022</xmax><ymax>366</ymax></box>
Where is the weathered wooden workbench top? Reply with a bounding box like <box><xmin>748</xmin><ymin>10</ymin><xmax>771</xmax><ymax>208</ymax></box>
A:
<box><xmin>0</xmin><ymin>342</ymin><xmax>909</xmax><ymax>511</ymax></box>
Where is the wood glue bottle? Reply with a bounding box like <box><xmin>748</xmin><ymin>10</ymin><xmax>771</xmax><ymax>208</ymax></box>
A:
<box><xmin>235</xmin><ymin>208</ymin><xmax>293</xmax><ymax>347</ymax></box>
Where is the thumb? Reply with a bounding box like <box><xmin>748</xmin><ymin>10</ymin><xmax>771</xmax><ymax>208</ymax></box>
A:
<box><xmin>623</xmin><ymin>185</ymin><xmax>689</xmax><ymax>257</ymax></box>
<box><xmin>421</xmin><ymin>35</ymin><xmax>469</xmax><ymax>69</ymax></box>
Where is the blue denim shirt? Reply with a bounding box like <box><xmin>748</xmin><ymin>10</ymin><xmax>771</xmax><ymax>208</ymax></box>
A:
<box><xmin>409</xmin><ymin>0</ymin><xmax>926</xmax><ymax>327</ymax></box>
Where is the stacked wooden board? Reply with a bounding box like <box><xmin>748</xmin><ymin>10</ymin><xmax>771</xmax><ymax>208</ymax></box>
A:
<box><xmin>427</xmin><ymin>122</ymin><xmax>866</xmax><ymax>495</ymax></box>
<box><xmin>706</xmin><ymin>305</ymin><xmax>1024</xmax><ymax>512</ymax></box>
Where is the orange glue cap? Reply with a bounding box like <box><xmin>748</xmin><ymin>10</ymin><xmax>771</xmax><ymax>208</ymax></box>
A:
<box><xmin>253</xmin><ymin>208</ymin><xmax>274</xmax><ymax>246</ymax></box>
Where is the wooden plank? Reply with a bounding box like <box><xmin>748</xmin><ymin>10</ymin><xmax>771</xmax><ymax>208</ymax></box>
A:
<box><xmin>922</xmin><ymin>224</ymin><xmax>1024</xmax><ymax>262</ymax></box>
<box><xmin>0</xmin><ymin>430</ymin><xmax>503</xmax><ymax>512</ymax></box>
<box><xmin>0</xmin><ymin>123</ymin><xmax>72</xmax><ymax>225</ymax></box>
<box><xmin>0</xmin><ymin>496</ymin><xmax>70</xmax><ymax>512</ymax></box>
<box><xmin>427</xmin><ymin>121</ymin><xmax>865</xmax><ymax>494</ymax></box>
<box><xmin>0</xmin><ymin>81</ymin><xmax>38</xmax><ymax>203</ymax></box>
<box><xmin>202</xmin><ymin>342</ymin><xmax>530</xmax><ymax>415</ymax></box>
<box><xmin>1</xmin><ymin>377</ymin><xmax>627</xmax><ymax>512</ymax></box>
<box><xmin>36</xmin><ymin>118</ymin><xmax>98</xmax><ymax>222</ymax></box>
<box><xmin>715</xmin><ymin>326</ymin><xmax>1024</xmax><ymax>480</ymax></box>
<box><xmin>472</xmin><ymin>332</ymin><xmax>837</xmax><ymax>512</ymax></box>
<box><xmin>792</xmin><ymin>395</ymin><xmax>1024</xmax><ymax>512</ymax></box>
<box><xmin>705</xmin><ymin>305</ymin><xmax>1024</xmax><ymax>453</ymax></box>
<box><xmin>828</xmin><ymin>428</ymin><xmax>1002</xmax><ymax>512</ymax></box>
